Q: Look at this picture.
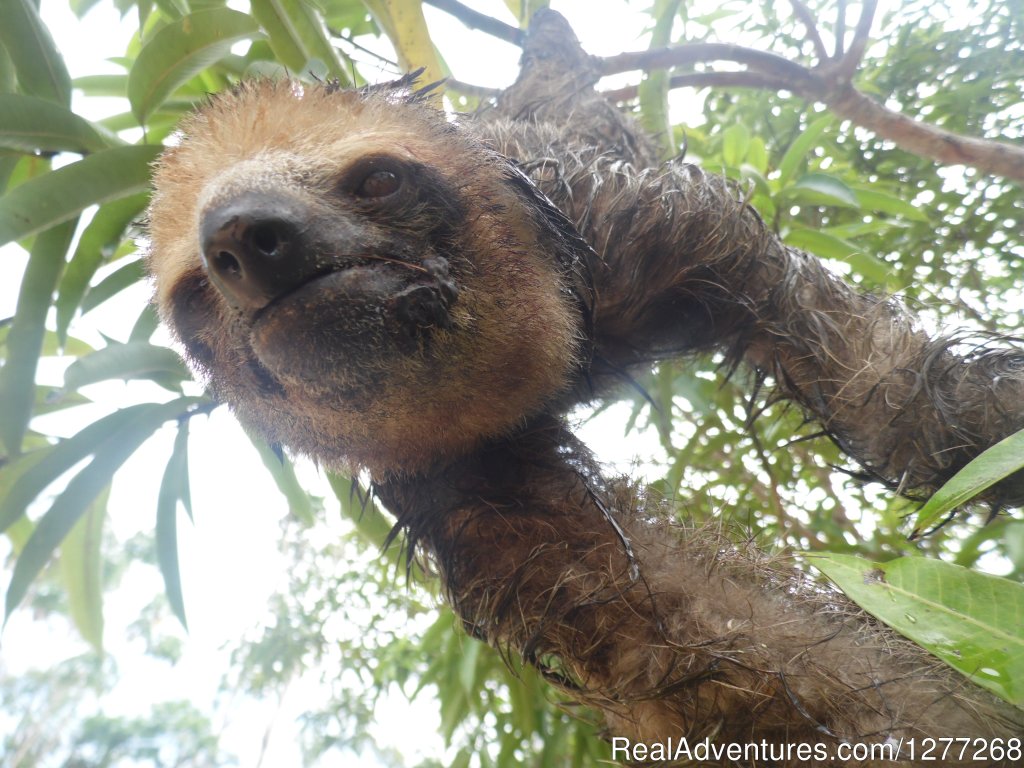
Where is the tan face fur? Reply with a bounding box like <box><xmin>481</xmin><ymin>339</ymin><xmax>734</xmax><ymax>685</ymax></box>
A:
<box><xmin>148</xmin><ymin>80</ymin><xmax>583</xmax><ymax>475</ymax></box>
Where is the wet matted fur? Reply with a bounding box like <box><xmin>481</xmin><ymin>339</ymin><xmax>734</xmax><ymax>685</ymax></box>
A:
<box><xmin>147</xmin><ymin>10</ymin><xmax>1024</xmax><ymax>766</ymax></box>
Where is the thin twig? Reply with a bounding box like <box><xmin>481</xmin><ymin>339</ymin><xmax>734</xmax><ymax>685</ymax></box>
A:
<box><xmin>424</xmin><ymin>0</ymin><xmax>524</xmax><ymax>46</ymax></box>
<box><xmin>789</xmin><ymin>0</ymin><xmax>829</xmax><ymax>62</ymax></box>
<box><xmin>602</xmin><ymin>70</ymin><xmax>795</xmax><ymax>102</ymax></box>
<box><xmin>835</xmin><ymin>0</ymin><xmax>848</xmax><ymax>57</ymax></box>
<box><xmin>446</xmin><ymin>78</ymin><xmax>501</xmax><ymax>100</ymax></box>
<box><xmin>834</xmin><ymin>0</ymin><xmax>876</xmax><ymax>79</ymax></box>
<box><xmin>334</xmin><ymin>30</ymin><xmax>400</xmax><ymax>70</ymax></box>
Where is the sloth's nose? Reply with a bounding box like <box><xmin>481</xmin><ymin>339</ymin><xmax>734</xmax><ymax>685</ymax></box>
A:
<box><xmin>200</xmin><ymin>193</ymin><xmax>317</xmax><ymax>312</ymax></box>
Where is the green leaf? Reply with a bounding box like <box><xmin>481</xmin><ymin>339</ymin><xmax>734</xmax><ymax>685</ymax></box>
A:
<box><xmin>913</xmin><ymin>428</ymin><xmax>1024</xmax><ymax>536</ymax></box>
<box><xmin>329</xmin><ymin>472</ymin><xmax>396</xmax><ymax>551</ymax></box>
<box><xmin>636</xmin><ymin>0</ymin><xmax>681</xmax><ymax>159</ymax></box>
<box><xmin>364</xmin><ymin>0</ymin><xmax>445</xmax><ymax>99</ymax></box>
<box><xmin>501</xmin><ymin>0</ymin><xmax>545</xmax><ymax>27</ymax></box>
<box><xmin>250</xmin><ymin>0</ymin><xmax>348</xmax><ymax>81</ymax></box>
<box><xmin>0</xmin><ymin>94</ymin><xmax>111</xmax><ymax>154</ymax></box>
<box><xmin>4</xmin><ymin>516</ymin><xmax>34</xmax><ymax>555</ymax></box>
<box><xmin>782</xmin><ymin>172</ymin><xmax>860</xmax><ymax>208</ymax></box>
<box><xmin>80</xmin><ymin>258</ymin><xmax>146</xmax><ymax>314</ymax></box>
<box><xmin>777</xmin><ymin>114</ymin><xmax>833</xmax><ymax>186</ymax></box>
<box><xmin>62</xmin><ymin>341</ymin><xmax>189</xmax><ymax>391</ymax></box>
<box><xmin>806</xmin><ymin>553</ymin><xmax>1024</xmax><ymax>707</ymax></box>
<box><xmin>157</xmin><ymin>421</ymin><xmax>191</xmax><ymax>630</ymax></box>
<box><xmin>785</xmin><ymin>227</ymin><xmax>893</xmax><ymax>285</ymax></box>
<box><xmin>59</xmin><ymin>486</ymin><xmax>108</xmax><ymax>651</ymax></box>
<box><xmin>458</xmin><ymin>637</ymin><xmax>482</xmax><ymax>694</ymax></box>
<box><xmin>249</xmin><ymin>0</ymin><xmax>309</xmax><ymax>73</ymax></box>
<box><xmin>0</xmin><ymin>144</ymin><xmax>161</xmax><ymax>247</ymax></box>
<box><xmin>722</xmin><ymin>123</ymin><xmax>750</xmax><ymax>168</ymax></box>
<box><xmin>0</xmin><ymin>448</ymin><xmax>53</xmax><ymax>528</ymax></box>
<box><xmin>853</xmin><ymin>186</ymin><xmax>929</xmax><ymax>222</ymax></box>
<box><xmin>56</xmin><ymin>193</ymin><xmax>150</xmax><ymax>343</ymax></box>
<box><xmin>0</xmin><ymin>220</ymin><xmax>76</xmax><ymax>455</ymax></box>
<box><xmin>32</xmin><ymin>385</ymin><xmax>91</xmax><ymax>417</ymax></box>
<box><xmin>746</xmin><ymin>135</ymin><xmax>768</xmax><ymax>174</ymax></box>
<box><xmin>4</xmin><ymin>398</ymin><xmax>203</xmax><ymax>624</ymax></box>
<box><xmin>248</xmin><ymin>434</ymin><xmax>315</xmax><ymax>525</ymax></box>
<box><xmin>739</xmin><ymin>164</ymin><xmax>770</xmax><ymax>196</ymax></box>
<box><xmin>127</xmin><ymin>8</ymin><xmax>261</xmax><ymax>124</ymax></box>
<box><xmin>2</xmin><ymin>327</ymin><xmax>95</xmax><ymax>358</ymax></box>
<box><xmin>130</xmin><ymin>304</ymin><xmax>162</xmax><ymax>343</ymax></box>
<box><xmin>0</xmin><ymin>400</ymin><xmax>202</xmax><ymax>534</ymax></box>
<box><xmin>74</xmin><ymin>73</ymin><xmax>129</xmax><ymax>98</ymax></box>
<box><xmin>0</xmin><ymin>0</ymin><xmax>72</xmax><ymax>105</ymax></box>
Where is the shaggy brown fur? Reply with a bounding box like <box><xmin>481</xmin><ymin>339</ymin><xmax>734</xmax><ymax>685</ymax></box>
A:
<box><xmin>150</xmin><ymin>77</ymin><xmax>590</xmax><ymax>475</ymax></box>
<box><xmin>147</xmin><ymin>9</ymin><xmax>1024</xmax><ymax>766</ymax></box>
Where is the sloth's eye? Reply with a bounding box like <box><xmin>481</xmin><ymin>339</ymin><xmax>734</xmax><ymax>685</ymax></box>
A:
<box><xmin>356</xmin><ymin>169</ymin><xmax>401</xmax><ymax>198</ymax></box>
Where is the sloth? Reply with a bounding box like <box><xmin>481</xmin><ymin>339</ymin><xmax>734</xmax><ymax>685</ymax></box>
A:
<box><xmin>148</xmin><ymin>10</ymin><xmax>1024</xmax><ymax>766</ymax></box>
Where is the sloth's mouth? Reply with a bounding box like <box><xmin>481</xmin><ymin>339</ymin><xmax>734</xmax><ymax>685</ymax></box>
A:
<box><xmin>247</xmin><ymin>255</ymin><xmax>460</xmax><ymax>383</ymax></box>
<box><xmin>253</xmin><ymin>255</ymin><xmax>458</xmax><ymax>328</ymax></box>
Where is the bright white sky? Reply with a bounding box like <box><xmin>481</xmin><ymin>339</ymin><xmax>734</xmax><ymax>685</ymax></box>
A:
<box><xmin>1</xmin><ymin>2</ymin><xmax>670</xmax><ymax>766</ymax></box>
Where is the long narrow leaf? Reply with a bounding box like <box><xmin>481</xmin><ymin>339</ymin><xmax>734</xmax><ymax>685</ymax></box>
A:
<box><xmin>56</xmin><ymin>193</ymin><xmax>149</xmax><ymax>343</ymax></box>
<box><xmin>782</xmin><ymin>172</ymin><xmax>860</xmax><ymax>208</ymax></box>
<box><xmin>157</xmin><ymin>421</ymin><xmax>191</xmax><ymax>630</ymax></box>
<box><xmin>785</xmin><ymin>227</ymin><xmax>892</xmax><ymax>285</ymax></box>
<box><xmin>0</xmin><ymin>449</ymin><xmax>54</xmax><ymax>526</ymax></box>
<box><xmin>913</xmin><ymin>428</ymin><xmax>1024</xmax><ymax>536</ymax></box>
<box><xmin>364</xmin><ymin>0</ymin><xmax>445</xmax><ymax>96</ymax></box>
<box><xmin>0</xmin><ymin>144</ymin><xmax>161</xmax><ymax>247</ymax></box>
<box><xmin>80</xmin><ymin>259</ymin><xmax>146</xmax><ymax>314</ymax></box>
<box><xmin>127</xmin><ymin>8</ymin><xmax>261</xmax><ymax>124</ymax></box>
<box><xmin>59</xmin><ymin>486</ymin><xmax>108</xmax><ymax>651</ymax></box>
<box><xmin>854</xmin><ymin>186</ymin><xmax>929</xmax><ymax>222</ymax></box>
<box><xmin>0</xmin><ymin>400</ymin><xmax>201</xmax><ymax>533</ymax></box>
<box><xmin>329</xmin><ymin>472</ymin><xmax>398</xmax><ymax>555</ymax></box>
<box><xmin>248</xmin><ymin>434</ymin><xmax>315</xmax><ymax>524</ymax></box>
<box><xmin>0</xmin><ymin>221</ymin><xmax>76</xmax><ymax>455</ymax></box>
<box><xmin>4</xmin><ymin>398</ymin><xmax>203</xmax><ymax>623</ymax></box>
<box><xmin>250</xmin><ymin>0</ymin><xmax>348</xmax><ymax>80</ymax></box>
<box><xmin>62</xmin><ymin>341</ymin><xmax>190</xmax><ymax>391</ymax></box>
<box><xmin>0</xmin><ymin>94</ymin><xmax>110</xmax><ymax>154</ymax></box>
<box><xmin>777</xmin><ymin>114</ymin><xmax>833</xmax><ymax>187</ymax></box>
<box><xmin>636</xmin><ymin>0</ymin><xmax>681</xmax><ymax>159</ymax></box>
<box><xmin>249</xmin><ymin>0</ymin><xmax>308</xmax><ymax>72</ymax></box>
<box><xmin>0</xmin><ymin>0</ymin><xmax>72</xmax><ymax>105</ymax></box>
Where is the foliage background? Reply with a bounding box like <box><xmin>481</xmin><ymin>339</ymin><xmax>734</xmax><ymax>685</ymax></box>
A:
<box><xmin>0</xmin><ymin>0</ymin><xmax>1022</xmax><ymax>765</ymax></box>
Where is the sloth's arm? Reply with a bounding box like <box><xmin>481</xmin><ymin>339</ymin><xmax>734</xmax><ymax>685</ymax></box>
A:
<box><xmin>379</xmin><ymin>418</ymin><xmax>1024</xmax><ymax>755</ymax></box>
<box><xmin>476</xmin><ymin>12</ymin><xmax>1024</xmax><ymax>508</ymax></box>
<box><xmin>560</xmin><ymin>154</ymin><xmax>1024</xmax><ymax>506</ymax></box>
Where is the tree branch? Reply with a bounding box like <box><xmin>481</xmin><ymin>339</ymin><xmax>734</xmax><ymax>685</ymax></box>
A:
<box><xmin>588</xmin><ymin>16</ymin><xmax>1024</xmax><ymax>184</ymax></box>
<box><xmin>598</xmin><ymin>42</ymin><xmax>817</xmax><ymax>90</ymax></box>
<box><xmin>823</xmin><ymin>84</ymin><xmax>1024</xmax><ymax>182</ymax></box>
<box><xmin>435</xmin><ymin>4</ymin><xmax>1024</xmax><ymax>184</ymax></box>
<box><xmin>423</xmin><ymin>0</ymin><xmax>524</xmax><ymax>46</ymax></box>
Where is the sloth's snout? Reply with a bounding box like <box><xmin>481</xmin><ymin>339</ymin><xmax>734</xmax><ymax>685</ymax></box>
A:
<box><xmin>200</xmin><ymin>192</ymin><xmax>317</xmax><ymax>312</ymax></box>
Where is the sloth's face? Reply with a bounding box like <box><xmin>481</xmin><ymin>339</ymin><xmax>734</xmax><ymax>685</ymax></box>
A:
<box><xmin>148</xmin><ymin>81</ymin><xmax>582</xmax><ymax>474</ymax></box>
